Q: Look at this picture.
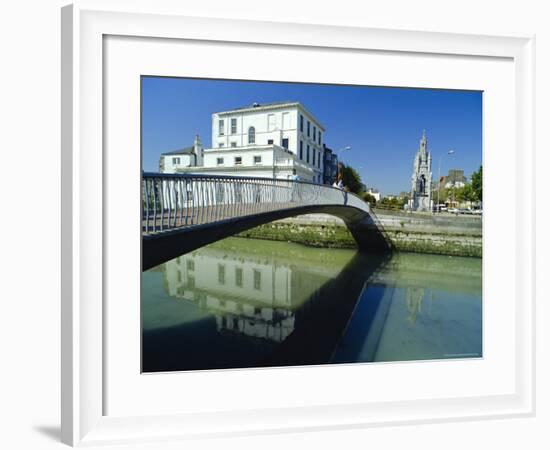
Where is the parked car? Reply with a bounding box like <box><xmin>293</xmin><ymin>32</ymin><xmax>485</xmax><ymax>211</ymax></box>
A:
<box><xmin>432</xmin><ymin>204</ymin><xmax>447</xmax><ymax>213</ymax></box>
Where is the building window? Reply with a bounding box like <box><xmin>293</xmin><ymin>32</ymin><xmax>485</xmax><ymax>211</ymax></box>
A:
<box><xmin>219</xmin><ymin>142</ymin><xmax>224</xmax><ymax>148</ymax></box>
<box><xmin>307</xmin><ymin>145</ymin><xmax>310</xmax><ymax>163</ymax></box>
<box><xmin>218</xmin><ymin>119</ymin><xmax>224</xmax><ymax>135</ymax></box>
<box><xmin>282</xmin><ymin>138</ymin><xmax>289</xmax><ymax>149</ymax></box>
<box><xmin>172</xmin><ymin>157</ymin><xmax>181</xmax><ymax>165</ymax></box>
<box><xmin>253</xmin><ymin>269</ymin><xmax>262</xmax><ymax>290</ymax></box>
<box><xmin>230</xmin><ymin>118</ymin><xmax>237</xmax><ymax>134</ymax></box>
<box><xmin>186</xmin><ymin>259</ymin><xmax>195</xmax><ymax>271</ymax></box>
<box><xmin>248</xmin><ymin>126</ymin><xmax>255</xmax><ymax>144</ymax></box>
<box><xmin>318</xmin><ymin>151</ymin><xmax>321</xmax><ymax>168</ymax></box>
<box><xmin>313</xmin><ymin>126</ymin><xmax>316</xmax><ymax>140</ymax></box>
<box><xmin>254</xmin><ymin>155</ymin><xmax>262</xmax><ymax>165</ymax></box>
<box><xmin>267</xmin><ymin>139</ymin><xmax>274</xmax><ymax>145</ymax></box>
<box><xmin>307</xmin><ymin>121</ymin><xmax>310</xmax><ymax>137</ymax></box>
<box><xmin>300</xmin><ymin>114</ymin><xmax>304</xmax><ymax>132</ymax></box>
<box><xmin>234</xmin><ymin>156</ymin><xmax>242</xmax><ymax>165</ymax></box>
<box><xmin>300</xmin><ymin>141</ymin><xmax>303</xmax><ymax>160</ymax></box>
<box><xmin>282</xmin><ymin>112</ymin><xmax>290</xmax><ymax>129</ymax></box>
<box><xmin>313</xmin><ymin>148</ymin><xmax>316</xmax><ymax>166</ymax></box>
<box><xmin>318</xmin><ymin>132</ymin><xmax>322</xmax><ymax>145</ymax></box>
<box><xmin>268</xmin><ymin>114</ymin><xmax>276</xmax><ymax>131</ymax></box>
<box><xmin>216</xmin><ymin>157</ymin><xmax>224</xmax><ymax>166</ymax></box>
<box><xmin>230</xmin><ymin>142</ymin><xmax>237</xmax><ymax>148</ymax></box>
<box><xmin>218</xmin><ymin>264</ymin><xmax>226</xmax><ymax>285</ymax></box>
<box><xmin>235</xmin><ymin>267</ymin><xmax>243</xmax><ymax>287</ymax></box>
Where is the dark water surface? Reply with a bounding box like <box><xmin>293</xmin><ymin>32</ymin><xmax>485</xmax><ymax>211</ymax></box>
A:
<box><xmin>142</xmin><ymin>238</ymin><xmax>482</xmax><ymax>372</ymax></box>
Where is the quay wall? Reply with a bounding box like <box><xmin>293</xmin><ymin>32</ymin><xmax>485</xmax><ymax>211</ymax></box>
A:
<box><xmin>236</xmin><ymin>209</ymin><xmax>482</xmax><ymax>257</ymax></box>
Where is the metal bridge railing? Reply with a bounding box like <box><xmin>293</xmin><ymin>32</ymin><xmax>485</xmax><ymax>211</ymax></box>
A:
<box><xmin>142</xmin><ymin>172</ymin><xmax>369</xmax><ymax>234</ymax></box>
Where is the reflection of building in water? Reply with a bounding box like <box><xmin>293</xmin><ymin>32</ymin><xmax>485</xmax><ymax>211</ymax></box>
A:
<box><xmin>406</xmin><ymin>287</ymin><xmax>425</xmax><ymax>325</ymax></box>
<box><xmin>162</xmin><ymin>248</ymin><xmax>331</xmax><ymax>342</ymax></box>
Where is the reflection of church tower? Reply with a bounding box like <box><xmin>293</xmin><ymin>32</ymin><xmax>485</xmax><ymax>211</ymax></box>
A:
<box><xmin>406</xmin><ymin>287</ymin><xmax>425</xmax><ymax>325</ymax></box>
<box><xmin>409</xmin><ymin>130</ymin><xmax>433</xmax><ymax>211</ymax></box>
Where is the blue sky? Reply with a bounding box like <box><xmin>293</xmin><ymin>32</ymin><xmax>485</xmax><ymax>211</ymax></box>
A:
<box><xmin>142</xmin><ymin>77</ymin><xmax>482</xmax><ymax>195</ymax></box>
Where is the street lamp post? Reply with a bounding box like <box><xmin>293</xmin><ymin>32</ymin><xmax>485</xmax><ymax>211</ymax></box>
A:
<box><xmin>338</xmin><ymin>145</ymin><xmax>351</xmax><ymax>158</ymax></box>
<box><xmin>335</xmin><ymin>146</ymin><xmax>351</xmax><ymax>182</ymax></box>
<box><xmin>437</xmin><ymin>149</ymin><xmax>455</xmax><ymax>213</ymax></box>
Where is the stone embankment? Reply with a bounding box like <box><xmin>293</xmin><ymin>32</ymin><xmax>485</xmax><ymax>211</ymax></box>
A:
<box><xmin>237</xmin><ymin>209</ymin><xmax>482</xmax><ymax>257</ymax></box>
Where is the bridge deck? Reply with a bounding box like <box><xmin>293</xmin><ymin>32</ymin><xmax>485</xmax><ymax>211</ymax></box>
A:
<box><xmin>141</xmin><ymin>173</ymin><xmax>390</xmax><ymax>270</ymax></box>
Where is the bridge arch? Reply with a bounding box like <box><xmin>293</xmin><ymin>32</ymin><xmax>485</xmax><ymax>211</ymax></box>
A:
<box><xmin>142</xmin><ymin>173</ymin><xmax>392</xmax><ymax>271</ymax></box>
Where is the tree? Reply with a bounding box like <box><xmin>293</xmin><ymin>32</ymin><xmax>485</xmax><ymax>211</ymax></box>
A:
<box><xmin>453</xmin><ymin>182</ymin><xmax>479</xmax><ymax>208</ymax></box>
<box><xmin>471</xmin><ymin>165</ymin><xmax>482</xmax><ymax>202</ymax></box>
<box><xmin>362</xmin><ymin>192</ymin><xmax>377</xmax><ymax>205</ymax></box>
<box><xmin>340</xmin><ymin>165</ymin><xmax>363</xmax><ymax>194</ymax></box>
<box><xmin>378</xmin><ymin>196</ymin><xmax>404</xmax><ymax>210</ymax></box>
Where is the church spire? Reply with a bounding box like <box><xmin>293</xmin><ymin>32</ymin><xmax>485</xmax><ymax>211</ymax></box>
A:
<box><xmin>420</xmin><ymin>129</ymin><xmax>428</xmax><ymax>155</ymax></box>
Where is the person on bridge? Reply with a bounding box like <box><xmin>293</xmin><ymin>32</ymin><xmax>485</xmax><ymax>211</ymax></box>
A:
<box><xmin>291</xmin><ymin>169</ymin><xmax>301</xmax><ymax>202</ymax></box>
<box><xmin>333</xmin><ymin>175</ymin><xmax>344</xmax><ymax>190</ymax></box>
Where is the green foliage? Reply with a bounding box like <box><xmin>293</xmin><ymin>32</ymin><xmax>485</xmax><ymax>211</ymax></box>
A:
<box><xmin>455</xmin><ymin>183</ymin><xmax>476</xmax><ymax>203</ymax></box>
<box><xmin>378</xmin><ymin>196</ymin><xmax>406</xmax><ymax>210</ymax></box>
<box><xmin>362</xmin><ymin>192</ymin><xmax>377</xmax><ymax>205</ymax></box>
<box><xmin>340</xmin><ymin>165</ymin><xmax>363</xmax><ymax>194</ymax></box>
<box><xmin>471</xmin><ymin>165</ymin><xmax>482</xmax><ymax>202</ymax></box>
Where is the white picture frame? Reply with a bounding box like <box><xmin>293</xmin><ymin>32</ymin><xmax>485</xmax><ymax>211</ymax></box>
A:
<box><xmin>61</xmin><ymin>2</ymin><xmax>535</xmax><ymax>446</ymax></box>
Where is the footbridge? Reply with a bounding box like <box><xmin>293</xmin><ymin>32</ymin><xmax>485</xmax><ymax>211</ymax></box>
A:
<box><xmin>142</xmin><ymin>173</ymin><xmax>392</xmax><ymax>270</ymax></box>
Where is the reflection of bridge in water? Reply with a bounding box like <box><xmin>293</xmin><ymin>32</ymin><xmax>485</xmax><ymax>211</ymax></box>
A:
<box><xmin>142</xmin><ymin>173</ymin><xmax>392</xmax><ymax>270</ymax></box>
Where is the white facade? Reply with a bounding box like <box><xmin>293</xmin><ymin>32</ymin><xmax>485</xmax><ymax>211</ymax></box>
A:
<box><xmin>183</xmin><ymin>102</ymin><xmax>326</xmax><ymax>182</ymax></box>
<box><xmin>198</xmin><ymin>144</ymin><xmax>315</xmax><ymax>179</ymax></box>
<box><xmin>159</xmin><ymin>135</ymin><xmax>203</xmax><ymax>173</ymax></box>
<box><xmin>366</xmin><ymin>188</ymin><xmax>381</xmax><ymax>202</ymax></box>
<box><xmin>444</xmin><ymin>180</ymin><xmax>466</xmax><ymax>189</ymax></box>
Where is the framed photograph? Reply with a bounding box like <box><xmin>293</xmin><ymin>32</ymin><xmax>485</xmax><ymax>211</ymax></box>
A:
<box><xmin>61</xmin><ymin>2</ymin><xmax>535</xmax><ymax>446</ymax></box>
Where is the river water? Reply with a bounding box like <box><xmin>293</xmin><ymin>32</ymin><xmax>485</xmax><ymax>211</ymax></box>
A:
<box><xmin>142</xmin><ymin>238</ymin><xmax>482</xmax><ymax>372</ymax></box>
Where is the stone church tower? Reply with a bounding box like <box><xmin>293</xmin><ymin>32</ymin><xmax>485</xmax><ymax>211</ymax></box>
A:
<box><xmin>410</xmin><ymin>130</ymin><xmax>433</xmax><ymax>212</ymax></box>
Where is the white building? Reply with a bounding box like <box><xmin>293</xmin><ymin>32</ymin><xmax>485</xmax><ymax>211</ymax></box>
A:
<box><xmin>366</xmin><ymin>188</ymin><xmax>381</xmax><ymax>202</ymax></box>
<box><xmin>159</xmin><ymin>135</ymin><xmax>203</xmax><ymax>173</ymax></box>
<box><xmin>175</xmin><ymin>102</ymin><xmax>326</xmax><ymax>182</ymax></box>
<box><xmin>443</xmin><ymin>169</ymin><xmax>467</xmax><ymax>189</ymax></box>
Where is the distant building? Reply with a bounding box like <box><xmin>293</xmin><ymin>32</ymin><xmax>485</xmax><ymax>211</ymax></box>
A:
<box><xmin>366</xmin><ymin>187</ymin><xmax>381</xmax><ymax>202</ymax></box>
<box><xmin>323</xmin><ymin>144</ymin><xmax>339</xmax><ymax>185</ymax></box>
<box><xmin>443</xmin><ymin>169</ymin><xmax>467</xmax><ymax>188</ymax></box>
<box><xmin>175</xmin><ymin>101</ymin><xmax>326</xmax><ymax>182</ymax></box>
<box><xmin>159</xmin><ymin>135</ymin><xmax>203</xmax><ymax>173</ymax></box>
<box><xmin>409</xmin><ymin>130</ymin><xmax>433</xmax><ymax>212</ymax></box>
